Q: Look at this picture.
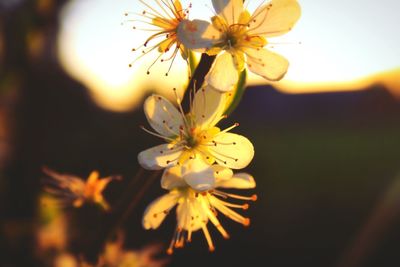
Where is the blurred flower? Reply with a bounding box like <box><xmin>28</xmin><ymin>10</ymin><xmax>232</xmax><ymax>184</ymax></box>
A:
<box><xmin>98</xmin><ymin>238</ymin><xmax>167</xmax><ymax>267</ymax></box>
<box><xmin>52</xmin><ymin>240</ymin><xmax>167</xmax><ymax>267</ymax></box>
<box><xmin>36</xmin><ymin>195</ymin><xmax>68</xmax><ymax>252</ymax></box>
<box><xmin>126</xmin><ymin>0</ymin><xmax>209</xmax><ymax>76</ymax></box>
<box><xmin>181</xmin><ymin>0</ymin><xmax>301</xmax><ymax>92</ymax></box>
<box><xmin>143</xmin><ymin>166</ymin><xmax>256</xmax><ymax>253</ymax></box>
<box><xmin>138</xmin><ymin>86</ymin><xmax>254</xmax><ymax>185</ymax></box>
<box><xmin>43</xmin><ymin>167</ymin><xmax>120</xmax><ymax>211</ymax></box>
<box><xmin>54</xmin><ymin>253</ymin><xmax>79</xmax><ymax>267</ymax></box>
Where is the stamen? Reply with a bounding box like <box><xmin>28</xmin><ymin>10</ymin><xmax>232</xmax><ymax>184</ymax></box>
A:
<box><xmin>212</xmin><ymin>197</ymin><xmax>250</xmax><ymax>226</ymax></box>
<box><xmin>139</xmin><ymin>0</ymin><xmax>169</xmax><ymax>19</ymax></box>
<box><xmin>164</xmin><ymin>45</ymin><xmax>180</xmax><ymax>76</ymax></box>
<box><xmin>146</xmin><ymin>52</ymin><xmax>164</xmax><ymax>74</ymax></box>
<box><xmin>167</xmin><ymin>227</ymin><xmax>178</xmax><ymax>255</ymax></box>
<box><xmin>161</xmin><ymin>120</ymin><xmax>180</xmax><ymax>137</ymax></box>
<box><xmin>217</xmin><ymin>122</ymin><xmax>239</xmax><ymax>135</ymax></box>
<box><xmin>201</xmin><ymin>225</ymin><xmax>215</xmax><ymax>252</ymax></box>
<box><xmin>203</xmin><ymin>201</ymin><xmax>230</xmax><ymax>239</ymax></box>
<box><xmin>213</xmin><ymin>190</ymin><xmax>258</xmax><ymax>201</ymax></box>
<box><xmin>140</xmin><ymin>125</ymin><xmax>175</xmax><ymax>141</ymax></box>
<box><xmin>173</xmin><ymin>88</ymin><xmax>190</xmax><ymax>130</ymax></box>
<box><xmin>216</xmin><ymin>198</ymin><xmax>250</xmax><ymax>210</ymax></box>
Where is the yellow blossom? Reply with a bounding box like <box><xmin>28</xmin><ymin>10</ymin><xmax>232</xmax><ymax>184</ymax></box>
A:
<box><xmin>138</xmin><ymin>86</ymin><xmax>254</xmax><ymax>190</ymax></box>
<box><xmin>126</xmin><ymin>0</ymin><xmax>210</xmax><ymax>76</ymax></box>
<box><xmin>180</xmin><ymin>0</ymin><xmax>301</xmax><ymax>91</ymax></box>
<box><xmin>43</xmin><ymin>167</ymin><xmax>119</xmax><ymax>211</ymax></box>
<box><xmin>143</xmin><ymin>165</ymin><xmax>257</xmax><ymax>253</ymax></box>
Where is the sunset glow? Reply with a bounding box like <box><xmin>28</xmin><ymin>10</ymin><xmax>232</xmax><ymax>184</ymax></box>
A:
<box><xmin>58</xmin><ymin>0</ymin><xmax>400</xmax><ymax>111</ymax></box>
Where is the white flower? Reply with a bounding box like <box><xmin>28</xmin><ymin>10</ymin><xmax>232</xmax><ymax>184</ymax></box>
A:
<box><xmin>142</xmin><ymin>165</ymin><xmax>257</xmax><ymax>253</ymax></box>
<box><xmin>126</xmin><ymin>0</ymin><xmax>212</xmax><ymax>75</ymax></box>
<box><xmin>138</xmin><ymin>86</ymin><xmax>254</xmax><ymax>177</ymax></box>
<box><xmin>180</xmin><ymin>0</ymin><xmax>301</xmax><ymax>92</ymax></box>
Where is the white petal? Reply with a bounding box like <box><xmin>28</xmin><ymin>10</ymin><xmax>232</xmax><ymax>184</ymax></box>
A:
<box><xmin>248</xmin><ymin>0</ymin><xmax>301</xmax><ymax>37</ymax></box>
<box><xmin>142</xmin><ymin>192</ymin><xmax>179</xmax><ymax>230</ymax></box>
<box><xmin>138</xmin><ymin>144</ymin><xmax>182</xmax><ymax>170</ymax></box>
<box><xmin>161</xmin><ymin>166</ymin><xmax>186</xmax><ymax>190</ymax></box>
<box><xmin>144</xmin><ymin>94</ymin><xmax>184</xmax><ymax>138</ymax></box>
<box><xmin>246</xmin><ymin>48</ymin><xmax>289</xmax><ymax>81</ymax></box>
<box><xmin>192</xmin><ymin>85</ymin><xmax>227</xmax><ymax>129</ymax></box>
<box><xmin>206</xmin><ymin>52</ymin><xmax>238</xmax><ymax>92</ymax></box>
<box><xmin>177</xmin><ymin>19</ymin><xmax>220</xmax><ymax>51</ymax></box>
<box><xmin>212</xmin><ymin>0</ymin><xmax>243</xmax><ymax>25</ymax></box>
<box><xmin>208</xmin><ymin>132</ymin><xmax>254</xmax><ymax>169</ymax></box>
<box><xmin>216</xmin><ymin>173</ymin><xmax>256</xmax><ymax>189</ymax></box>
<box><xmin>181</xmin><ymin>157</ymin><xmax>216</xmax><ymax>192</ymax></box>
<box><xmin>212</xmin><ymin>165</ymin><xmax>233</xmax><ymax>182</ymax></box>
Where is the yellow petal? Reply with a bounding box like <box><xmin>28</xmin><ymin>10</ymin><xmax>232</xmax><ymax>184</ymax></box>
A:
<box><xmin>142</xmin><ymin>192</ymin><xmax>179</xmax><ymax>229</ymax></box>
<box><xmin>87</xmin><ymin>170</ymin><xmax>99</xmax><ymax>184</ymax></box>
<box><xmin>158</xmin><ymin>37</ymin><xmax>175</xmax><ymax>53</ymax></box>
<box><xmin>212</xmin><ymin>165</ymin><xmax>234</xmax><ymax>182</ymax></box>
<box><xmin>192</xmin><ymin>85</ymin><xmax>227</xmax><ymax>129</ymax></box>
<box><xmin>216</xmin><ymin>173</ymin><xmax>256</xmax><ymax>189</ymax></box>
<box><xmin>161</xmin><ymin>166</ymin><xmax>187</xmax><ymax>190</ymax></box>
<box><xmin>238</xmin><ymin>10</ymin><xmax>251</xmax><ymax>25</ymax></box>
<box><xmin>245</xmin><ymin>47</ymin><xmax>289</xmax><ymax>81</ymax></box>
<box><xmin>212</xmin><ymin>0</ymin><xmax>244</xmax><ymax>25</ymax></box>
<box><xmin>243</xmin><ymin>35</ymin><xmax>268</xmax><ymax>49</ymax></box>
<box><xmin>144</xmin><ymin>94</ymin><xmax>184</xmax><ymax>138</ymax></box>
<box><xmin>231</xmin><ymin>50</ymin><xmax>245</xmax><ymax>71</ymax></box>
<box><xmin>174</xmin><ymin>0</ymin><xmax>184</xmax><ymax>18</ymax></box>
<box><xmin>152</xmin><ymin>17</ymin><xmax>174</xmax><ymax>30</ymax></box>
<box><xmin>208</xmin><ymin>132</ymin><xmax>254</xmax><ymax>169</ymax></box>
<box><xmin>206</xmin><ymin>52</ymin><xmax>238</xmax><ymax>92</ymax></box>
<box><xmin>211</xmin><ymin>15</ymin><xmax>228</xmax><ymax>32</ymax></box>
<box><xmin>248</xmin><ymin>0</ymin><xmax>301</xmax><ymax>37</ymax></box>
<box><xmin>206</xmin><ymin>46</ymin><xmax>223</xmax><ymax>56</ymax></box>
<box><xmin>138</xmin><ymin>144</ymin><xmax>183</xmax><ymax>170</ymax></box>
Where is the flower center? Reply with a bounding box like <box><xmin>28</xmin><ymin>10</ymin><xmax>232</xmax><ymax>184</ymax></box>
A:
<box><xmin>224</xmin><ymin>24</ymin><xmax>248</xmax><ymax>49</ymax></box>
<box><xmin>185</xmin><ymin>134</ymin><xmax>199</xmax><ymax>148</ymax></box>
<box><xmin>226</xmin><ymin>32</ymin><xmax>238</xmax><ymax>48</ymax></box>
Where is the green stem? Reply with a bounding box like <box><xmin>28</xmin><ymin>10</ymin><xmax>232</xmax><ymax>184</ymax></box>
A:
<box><xmin>224</xmin><ymin>69</ymin><xmax>247</xmax><ymax>116</ymax></box>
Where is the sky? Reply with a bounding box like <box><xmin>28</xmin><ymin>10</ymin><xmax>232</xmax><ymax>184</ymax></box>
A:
<box><xmin>57</xmin><ymin>0</ymin><xmax>400</xmax><ymax>111</ymax></box>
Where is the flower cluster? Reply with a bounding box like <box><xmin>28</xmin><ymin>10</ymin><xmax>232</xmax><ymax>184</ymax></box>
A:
<box><xmin>135</xmin><ymin>0</ymin><xmax>301</xmax><ymax>253</ymax></box>
<box><xmin>42</xmin><ymin>0</ymin><xmax>300</xmax><ymax>259</ymax></box>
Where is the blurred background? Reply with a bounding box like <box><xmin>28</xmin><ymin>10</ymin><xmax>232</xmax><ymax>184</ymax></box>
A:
<box><xmin>1</xmin><ymin>0</ymin><xmax>400</xmax><ymax>266</ymax></box>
